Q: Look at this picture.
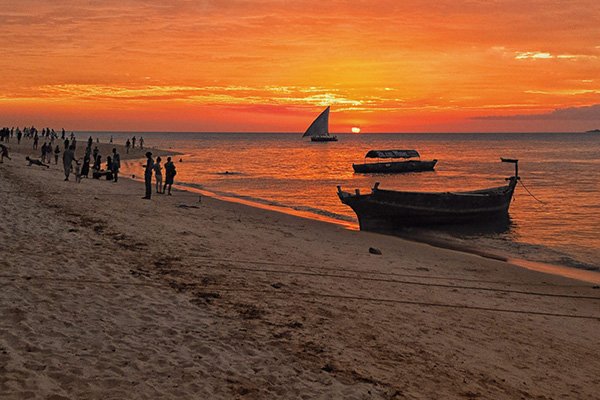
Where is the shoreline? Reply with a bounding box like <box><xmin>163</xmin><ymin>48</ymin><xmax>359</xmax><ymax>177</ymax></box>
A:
<box><xmin>7</xmin><ymin>138</ymin><xmax>600</xmax><ymax>285</ymax></box>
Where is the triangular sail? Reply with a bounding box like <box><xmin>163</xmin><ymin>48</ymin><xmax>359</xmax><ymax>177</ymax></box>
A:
<box><xmin>302</xmin><ymin>106</ymin><xmax>330</xmax><ymax>137</ymax></box>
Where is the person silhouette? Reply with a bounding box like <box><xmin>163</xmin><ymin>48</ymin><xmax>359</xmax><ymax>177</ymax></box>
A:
<box><xmin>142</xmin><ymin>152</ymin><xmax>154</xmax><ymax>199</ymax></box>
<box><xmin>62</xmin><ymin>144</ymin><xmax>76</xmax><ymax>180</ymax></box>
<box><xmin>154</xmin><ymin>156</ymin><xmax>163</xmax><ymax>194</ymax></box>
<box><xmin>111</xmin><ymin>148</ymin><xmax>121</xmax><ymax>182</ymax></box>
<box><xmin>26</xmin><ymin>156</ymin><xmax>49</xmax><ymax>168</ymax></box>
<box><xmin>163</xmin><ymin>156</ymin><xmax>176</xmax><ymax>196</ymax></box>
<box><xmin>0</xmin><ymin>144</ymin><xmax>11</xmax><ymax>163</ymax></box>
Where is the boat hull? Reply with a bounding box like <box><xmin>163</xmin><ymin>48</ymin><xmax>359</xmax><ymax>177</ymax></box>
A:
<box><xmin>338</xmin><ymin>178</ymin><xmax>517</xmax><ymax>231</ymax></box>
<box><xmin>353</xmin><ymin>159</ymin><xmax>437</xmax><ymax>174</ymax></box>
<box><xmin>311</xmin><ymin>136</ymin><xmax>338</xmax><ymax>142</ymax></box>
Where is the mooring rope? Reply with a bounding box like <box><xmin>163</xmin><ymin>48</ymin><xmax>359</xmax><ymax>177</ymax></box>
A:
<box><xmin>518</xmin><ymin>179</ymin><xmax>546</xmax><ymax>204</ymax></box>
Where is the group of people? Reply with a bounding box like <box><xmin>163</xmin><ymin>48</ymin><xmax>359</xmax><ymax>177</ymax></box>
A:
<box><xmin>143</xmin><ymin>152</ymin><xmax>176</xmax><ymax>199</ymax></box>
<box><xmin>61</xmin><ymin>137</ymin><xmax>122</xmax><ymax>183</ymax></box>
<box><xmin>38</xmin><ymin>142</ymin><xmax>61</xmax><ymax>165</ymax></box>
<box><xmin>1</xmin><ymin>126</ymin><xmax>68</xmax><ymax>145</ymax></box>
<box><xmin>125</xmin><ymin>136</ymin><xmax>144</xmax><ymax>154</ymax></box>
<box><xmin>2</xmin><ymin>126</ymin><xmax>178</xmax><ymax>199</ymax></box>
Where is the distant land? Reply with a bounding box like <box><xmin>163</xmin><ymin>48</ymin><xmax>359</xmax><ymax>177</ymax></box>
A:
<box><xmin>585</xmin><ymin>129</ymin><xmax>600</xmax><ymax>133</ymax></box>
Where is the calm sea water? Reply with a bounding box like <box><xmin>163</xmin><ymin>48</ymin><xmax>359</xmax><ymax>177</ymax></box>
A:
<box><xmin>95</xmin><ymin>131</ymin><xmax>599</xmax><ymax>271</ymax></box>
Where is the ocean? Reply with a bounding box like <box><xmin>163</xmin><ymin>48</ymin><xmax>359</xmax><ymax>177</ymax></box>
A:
<box><xmin>94</xmin><ymin>131</ymin><xmax>600</xmax><ymax>272</ymax></box>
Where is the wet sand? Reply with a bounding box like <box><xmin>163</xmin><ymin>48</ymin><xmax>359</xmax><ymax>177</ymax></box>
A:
<box><xmin>1</xmin><ymin>139</ymin><xmax>600</xmax><ymax>399</ymax></box>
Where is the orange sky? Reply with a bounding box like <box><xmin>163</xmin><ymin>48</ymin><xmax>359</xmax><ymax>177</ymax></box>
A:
<box><xmin>1</xmin><ymin>0</ymin><xmax>599</xmax><ymax>132</ymax></box>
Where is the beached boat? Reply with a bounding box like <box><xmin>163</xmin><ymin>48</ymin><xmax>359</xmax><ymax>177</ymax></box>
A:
<box><xmin>338</xmin><ymin>158</ymin><xmax>519</xmax><ymax>230</ymax></box>
<box><xmin>303</xmin><ymin>106</ymin><xmax>338</xmax><ymax>142</ymax></box>
<box><xmin>352</xmin><ymin>149</ymin><xmax>437</xmax><ymax>173</ymax></box>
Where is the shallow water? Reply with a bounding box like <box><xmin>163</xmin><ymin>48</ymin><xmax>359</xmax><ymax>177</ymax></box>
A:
<box><xmin>99</xmin><ymin>131</ymin><xmax>600</xmax><ymax>271</ymax></box>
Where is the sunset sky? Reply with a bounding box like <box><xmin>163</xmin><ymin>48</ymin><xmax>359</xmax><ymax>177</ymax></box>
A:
<box><xmin>1</xmin><ymin>0</ymin><xmax>599</xmax><ymax>132</ymax></box>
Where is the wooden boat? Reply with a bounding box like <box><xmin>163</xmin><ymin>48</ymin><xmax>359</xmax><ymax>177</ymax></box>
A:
<box><xmin>303</xmin><ymin>106</ymin><xmax>338</xmax><ymax>142</ymax></box>
<box><xmin>353</xmin><ymin>149</ymin><xmax>437</xmax><ymax>173</ymax></box>
<box><xmin>338</xmin><ymin>159</ymin><xmax>519</xmax><ymax>230</ymax></box>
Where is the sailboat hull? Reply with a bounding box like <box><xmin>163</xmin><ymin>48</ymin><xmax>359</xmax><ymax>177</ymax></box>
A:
<box><xmin>311</xmin><ymin>136</ymin><xmax>338</xmax><ymax>142</ymax></box>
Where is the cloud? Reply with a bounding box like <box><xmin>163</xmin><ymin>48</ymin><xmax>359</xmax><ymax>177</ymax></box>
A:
<box><xmin>515</xmin><ymin>51</ymin><xmax>597</xmax><ymax>60</ymax></box>
<box><xmin>2</xmin><ymin>84</ymin><xmax>368</xmax><ymax>107</ymax></box>
<box><xmin>474</xmin><ymin>104</ymin><xmax>600</xmax><ymax>120</ymax></box>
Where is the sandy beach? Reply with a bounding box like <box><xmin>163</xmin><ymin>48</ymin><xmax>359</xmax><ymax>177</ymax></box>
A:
<box><xmin>1</xmin><ymin>141</ymin><xmax>600</xmax><ymax>399</ymax></box>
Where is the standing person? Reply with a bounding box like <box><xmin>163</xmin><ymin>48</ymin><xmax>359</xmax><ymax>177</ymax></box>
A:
<box><xmin>74</xmin><ymin>160</ymin><xmax>82</xmax><ymax>183</ymax></box>
<box><xmin>63</xmin><ymin>144</ymin><xmax>75</xmax><ymax>181</ymax></box>
<box><xmin>16</xmin><ymin>129</ymin><xmax>22</xmax><ymax>144</ymax></box>
<box><xmin>40</xmin><ymin>142</ymin><xmax>48</xmax><ymax>163</ymax></box>
<box><xmin>142</xmin><ymin>152</ymin><xmax>154</xmax><ymax>199</ymax></box>
<box><xmin>154</xmin><ymin>156</ymin><xmax>163</xmax><ymax>194</ymax></box>
<box><xmin>132</xmin><ymin>136</ymin><xmax>136</xmax><ymax>149</ymax></box>
<box><xmin>111</xmin><ymin>148</ymin><xmax>120</xmax><ymax>182</ymax></box>
<box><xmin>92</xmin><ymin>154</ymin><xmax>102</xmax><ymax>173</ymax></box>
<box><xmin>125</xmin><ymin>139</ymin><xmax>131</xmax><ymax>154</ymax></box>
<box><xmin>81</xmin><ymin>154</ymin><xmax>90</xmax><ymax>178</ymax></box>
<box><xmin>92</xmin><ymin>145</ymin><xmax>99</xmax><ymax>162</ymax></box>
<box><xmin>110</xmin><ymin>135</ymin><xmax>113</xmax><ymax>143</ymax></box>
<box><xmin>54</xmin><ymin>145</ymin><xmax>61</xmax><ymax>164</ymax></box>
<box><xmin>33</xmin><ymin>133</ymin><xmax>39</xmax><ymax>149</ymax></box>
<box><xmin>140</xmin><ymin>136</ymin><xmax>144</xmax><ymax>150</ymax></box>
<box><xmin>45</xmin><ymin>143</ymin><xmax>52</xmax><ymax>163</ymax></box>
<box><xmin>105</xmin><ymin>156</ymin><xmax>113</xmax><ymax>180</ymax></box>
<box><xmin>163</xmin><ymin>156</ymin><xmax>176</xmax><ymax>196</ymax></box>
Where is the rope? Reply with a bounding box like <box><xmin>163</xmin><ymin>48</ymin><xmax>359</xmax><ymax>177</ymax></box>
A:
<box><xmin>518</xmin><ymin>179</ymin><xmax>546</xmax><ymax>204</ymax></box>
<box><xmin>2</xmin><ymin>274</ymin><xmax>598</xmax><ymax>320</ymax></box>
<box><xmin>204</xmin><ymin>287</ymin><xmax>600</xmax><ymax>321</ymax></box>
<box><xmin>190</xmin><ymin>262</ymin><xmax>600</xmax><ymax>300</ymax></box>
<box><xmin>186</xmin><ymin>255</ymin><xmax>588</xmax><ymax>288</ymax></box>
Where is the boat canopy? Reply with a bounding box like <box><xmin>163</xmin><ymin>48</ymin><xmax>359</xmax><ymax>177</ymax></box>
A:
<box><xmin>365</xmin><ymin>150</ymin><xmax>420</xmax><ymax>159</ymax></box>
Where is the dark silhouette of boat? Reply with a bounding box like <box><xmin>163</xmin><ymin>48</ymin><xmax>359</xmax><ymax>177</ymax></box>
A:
<box><xmin>303</xmin><ymin>106</ymin><xmax>338</xmax><ymax>142</ymax></box>
<box><xmin>311</xmin><ymin>135</ymin><xmax>338</xmax><ymax>142</ymax></box>
<box><xmin>352</xmin><ymin>149</ymin><xmax>437</xmax><ymax>173</ymax></box>
<box><xmin>338</xmin><ymin>159</ymin><xmax>519</xmax><ymax>231</ymax></box>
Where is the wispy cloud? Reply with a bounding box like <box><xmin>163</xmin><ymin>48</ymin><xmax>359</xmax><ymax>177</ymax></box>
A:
<box><xmin>6</xmin><ymin>84</ymin><xmax>369</xmax><ymax>107</ymax></box>
<box><xmin>515</xmin><ymin>51</ymin><xmax>597</xmax><ymax>60</ymax></box>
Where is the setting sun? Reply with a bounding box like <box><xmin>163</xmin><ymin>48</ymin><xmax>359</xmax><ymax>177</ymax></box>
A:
<box><xmin>351</xmin><ymin>127</ymin><xmax>361</xmax><ymax>134</ymax></box>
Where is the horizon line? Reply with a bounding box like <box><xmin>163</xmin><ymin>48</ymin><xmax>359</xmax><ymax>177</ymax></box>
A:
<box><xmin>68</xmin><ymin>130</ymin><xmax>594</xmax><ymax>135</ymax></box>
